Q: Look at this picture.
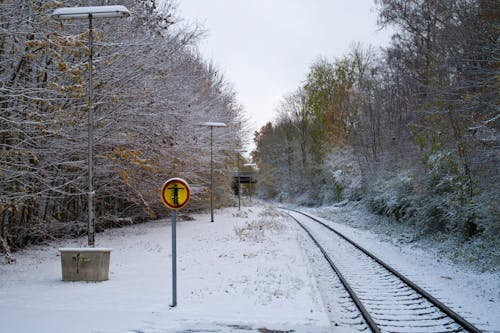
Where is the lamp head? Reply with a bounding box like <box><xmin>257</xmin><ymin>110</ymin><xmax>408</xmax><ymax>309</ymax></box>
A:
<box><xmin>51</xmin><ymin>5</ymin><xmax>130</xmax><ymax>20</ymax></box>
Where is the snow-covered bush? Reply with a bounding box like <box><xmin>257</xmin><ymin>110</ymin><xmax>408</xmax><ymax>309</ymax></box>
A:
<box><xmin>365</xmin><ymin>151</ymin><xmax>488</xmax><ymax>240</ymax></box>
<box><xmin>416</xmin><ymin>150</ymin><xmax>485</xmax><ymax>237</ymax></box>
<box><xmin>367</xmin><ymin>170</ymin><xmax>417</xmax><ymax>223</ymax></box>
<box><xmin>317</xmin><ymin>148</ymin><xmax>363</xmax><ymax>205</ymax></box>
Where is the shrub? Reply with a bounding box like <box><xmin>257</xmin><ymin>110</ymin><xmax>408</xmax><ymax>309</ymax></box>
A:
<box><xmin>367</xmin><ymin>170</ymin><xmax>417</xmax><ymax>223</ymax></box>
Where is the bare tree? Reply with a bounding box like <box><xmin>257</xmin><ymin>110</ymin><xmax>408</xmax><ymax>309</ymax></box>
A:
<box><xmin>0</xmin><ymin>0</ymin><xmax>245</xmax><ymax>257</ymax></box>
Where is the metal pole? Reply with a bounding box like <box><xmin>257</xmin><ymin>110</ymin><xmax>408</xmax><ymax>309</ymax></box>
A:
<box><xmin>237</xmin><ymin>153</ymin><xmax>241</xmax><ymax>210</ymax></box>
<box><xmin>249</xmin><ymin>181</ymin><xmax>252</xmax><ymax>204</ymax></box>
<box><xmin>171</xmin><ymin>210</ymin><xmax>177</xmax><ymax>307</ymax></box>
<box><xmin>87</xmin><ymin>14</ymin><xmax>95</xmax><ymax>247</ymax></box>
<box><xmin>210</xmin><ymin>126</ymin><xmax>214</xmax><ymax>222</ymax></box>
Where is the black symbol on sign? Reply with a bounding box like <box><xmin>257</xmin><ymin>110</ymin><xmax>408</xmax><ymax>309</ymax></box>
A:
<box><xmin>168</xmin><ymin>183</ymin><xmax>184</xmax><ymax>205</ymax></box>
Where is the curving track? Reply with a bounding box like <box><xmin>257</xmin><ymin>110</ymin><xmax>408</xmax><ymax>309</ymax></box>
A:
<box><xmin>282</xmin><ymin>207</ymin><xmax>483</xmax><ymax>333</ymax></box>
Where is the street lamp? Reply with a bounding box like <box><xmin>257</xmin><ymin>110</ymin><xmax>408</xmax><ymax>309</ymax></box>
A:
<box><xmin>51</xmin><ymin>6</ymin><xmax>130</xmax><ymax>247</ymax></box>
<box><xmin>200</xmin><ymin>122</ymin><xmax>226</xmax><ymax>222</ymax></box>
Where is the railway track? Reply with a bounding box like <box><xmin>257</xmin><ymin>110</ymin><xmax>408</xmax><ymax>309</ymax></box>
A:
<box><xmin>281</xmin><ymin>207</ymin><xmax>483</xmax><ymax>333</ymax></box>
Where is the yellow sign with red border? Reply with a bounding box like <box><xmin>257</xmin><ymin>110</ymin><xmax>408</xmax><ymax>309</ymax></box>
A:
<box><xmin>161</xmin><ymin>178</ymin><xmax>190</xmax><ymax>210</ymax></box>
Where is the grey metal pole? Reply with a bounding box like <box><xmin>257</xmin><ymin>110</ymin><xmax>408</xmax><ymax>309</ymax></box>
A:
<box><xmin>87</xmin><ymin>14</ymin><xmax>95</xmax><ymax>247</ymax></box>
<box><xmin>210</xmin><ymin>126</ymin><xmax>214</xmax><ymax>222</ymax></box>
<box><xmin>249</xmin><ymin>181</ymin><xmax>252</xmax><ymax>204</ymax></box>
<box><xmin>171</xmin><ymin>210</ymin><xmax>177</xmax><ymax>307</ymax></box>
<box><xmin>237</xmin><ymin>153</ymin><xmax>241</xmax><ymax>210</ymax></box>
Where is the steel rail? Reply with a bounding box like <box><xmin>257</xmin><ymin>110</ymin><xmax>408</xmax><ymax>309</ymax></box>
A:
<box><xmin>282</xmin><ymin>207</ymin><xmax>482</xmax><ymax>333</ymax></box>
<box><xmin>286</xmin><ymin>212</ymin><xmax>380</xmax><ymax>332</ymax></box>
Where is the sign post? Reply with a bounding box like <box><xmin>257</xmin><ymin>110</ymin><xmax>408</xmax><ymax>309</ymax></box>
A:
<box><xmin>161</xmin><ymin>178</ymin><xmax>190</xmax><ymax>307</ymax></box>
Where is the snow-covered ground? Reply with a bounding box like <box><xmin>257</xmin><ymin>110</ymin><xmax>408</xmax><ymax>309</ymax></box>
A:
<box><xmin>1</xmin><ymin>202</ymin><xmax>498</xmax><ymax>332</ymax></box>
<box><xmin>0</xmin><ymin>205</ymin><xmax>330</xmax><ymax>333</ymax></box>
<box><xmin>302</xmin><ymin>202</ymin><xmax>500</xmax><ymax>332</ymax></box>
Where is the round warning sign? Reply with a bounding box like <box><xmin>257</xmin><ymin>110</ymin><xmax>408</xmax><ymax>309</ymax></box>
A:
<box><xmin>161</xmin><ymin>178</ymin><xmax>190</xmax><ymax>210</ymax></box>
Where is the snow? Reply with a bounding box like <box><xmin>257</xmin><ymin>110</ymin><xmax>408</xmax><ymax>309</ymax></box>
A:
<box><xmin>59</xmin><ymin>248</ymin><xmax>112</xmax><ymax>252</ymax></box>
<box><xmin>0</xmin><ymin>205</ymin><xmax>330</xmax><ymax>333</ymax></box>
<box><xmin>301</xmin><ymin>203</ymin><xmax>500</xmax><ymax>332</ymax></box>
<box><xmin>1</xmin><ymin>202</ymin><xmax>498</xmax><ymax>332</ymax></box>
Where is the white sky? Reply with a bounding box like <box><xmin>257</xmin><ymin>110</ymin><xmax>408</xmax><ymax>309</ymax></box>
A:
<box><xmin>175</xmin><ymin>0</ymin><xmax>394</xmax><ymax>147</ymax></box>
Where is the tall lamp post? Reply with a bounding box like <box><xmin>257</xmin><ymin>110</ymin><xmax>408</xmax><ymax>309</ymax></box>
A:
<box><xmin>200</xmin><ymin>122</ymin><xmax>226</xmax><ymax>222</ymax></box>
<box><xmin>51</xmin><ymin>6</ymin><xmax>130</xmax><ymax>247</ymax></box>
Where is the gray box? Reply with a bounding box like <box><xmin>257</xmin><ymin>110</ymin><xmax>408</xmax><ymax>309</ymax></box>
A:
<box><xmin>59</xmin><ymin>248</ymin><xmax>111</xmax><ymax>281</ymax></box>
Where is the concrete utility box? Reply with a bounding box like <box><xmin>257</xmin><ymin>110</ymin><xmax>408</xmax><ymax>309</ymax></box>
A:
<box><xmin>59</xmin><ymin>248</ymin><xmax>111</xmax><ymax>282</ymax></box>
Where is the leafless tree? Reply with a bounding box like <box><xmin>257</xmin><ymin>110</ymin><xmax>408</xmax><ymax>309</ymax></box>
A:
<box><xmin>0</xmin><ymin>0</ymin><xmax>244</xmax><ymax>257</ymax></box>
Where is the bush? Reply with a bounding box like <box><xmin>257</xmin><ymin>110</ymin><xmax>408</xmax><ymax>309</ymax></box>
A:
<box><xmin>366</xmin><ymin>167</ymin><xmax>487</xmax><ymax>240</ymax></box>
<box><xmin>367</xmin><ymin>170</ymin><xmax>417</xmax><ymax>223</ymax></box>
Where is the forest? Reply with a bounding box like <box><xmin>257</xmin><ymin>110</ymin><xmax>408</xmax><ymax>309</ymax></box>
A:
<box><xmin>1</xmin><ymin>0</ymin><xmax>245</xmax><ymax>258</ymax></box>
<box><xmin>252</xmin><ymin>0</ymin><xmax>498</xmax><ymax>246</ymax></box>
<box><xmin>1</xmin><ymin>0</ymin><xmax>498</xmax><ymax>265</ymax></box>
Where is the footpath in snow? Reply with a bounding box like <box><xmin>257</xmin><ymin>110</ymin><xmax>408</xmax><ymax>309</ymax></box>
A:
<box><xmin>0</xmin><ymin>205</ymin><xmax>331</xmax><ymax>333</ymax></box>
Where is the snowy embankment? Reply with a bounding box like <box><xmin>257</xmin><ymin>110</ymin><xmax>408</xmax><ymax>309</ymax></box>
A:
<box><xmin>0</xmin><ymin>205</ymin><xmax>331</xmax><ymax>333</ymax></box>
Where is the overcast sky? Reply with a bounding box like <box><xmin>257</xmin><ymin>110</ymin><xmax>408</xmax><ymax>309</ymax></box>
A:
<box><xmin>175</xmin><ymin>0</ymin><xmax>393</xmax><ymax>147</ymax></box>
